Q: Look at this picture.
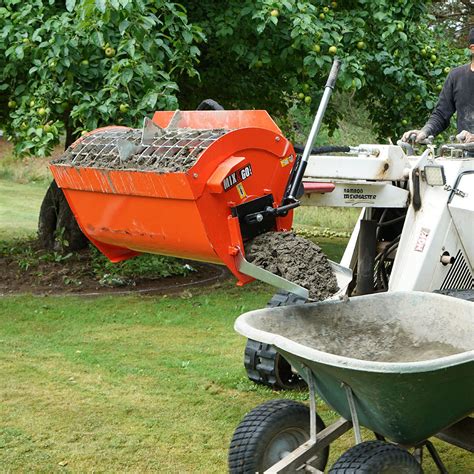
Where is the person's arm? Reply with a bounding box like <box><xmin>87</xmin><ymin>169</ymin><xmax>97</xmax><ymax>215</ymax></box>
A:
<box><xmin>421</xmin><ymin>72</ymin><xmax>456</xmax><ymax>137</ymax></box>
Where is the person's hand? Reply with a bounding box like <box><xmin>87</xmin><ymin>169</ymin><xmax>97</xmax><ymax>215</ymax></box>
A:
<box><xmin>456</xmin><ymin>130</ymin><xmax>474</xmax><ymax>144</ymax></box>
<box><xmin>401</xmin><ymin>129</ymin><xmax>428</xmax><ymax>143</ymax></box>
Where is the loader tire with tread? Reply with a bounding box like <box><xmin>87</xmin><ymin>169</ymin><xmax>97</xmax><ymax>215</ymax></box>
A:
<box><xmin>228</xmin><ymin>399</ymin><xmax>329</xmax><ymax>474</ymax></box>
<box><xmin>244</xmin><ymin>290</ymin><xmax>307</xmax><ymax>389</ymax></box>
<box><xmin>38</xmin><ymin>180</ymin><xmax>88</xmax><ymax>252</ymax></box>
<box><xmin>329</xmin><ymin>440</ymin><xmax>423</xmax><ymax>473</ymax></box>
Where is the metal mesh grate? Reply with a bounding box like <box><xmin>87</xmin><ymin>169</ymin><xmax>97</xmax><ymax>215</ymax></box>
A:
<box><xmin>53</xmin><ymin>127</ymin><xmax>229</xmax><ymax>173</ymax></box>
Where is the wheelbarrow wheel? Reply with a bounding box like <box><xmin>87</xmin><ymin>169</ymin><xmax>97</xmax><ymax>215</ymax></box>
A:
<box><xmin>228</xmin><ymin>399</ymin><xmax>329</xmax><ymax>474</ymax></box>
<box><xmin>329</xmin><ymin>440</ymin><xmax>422</xmax><ymax>473</ymax></box>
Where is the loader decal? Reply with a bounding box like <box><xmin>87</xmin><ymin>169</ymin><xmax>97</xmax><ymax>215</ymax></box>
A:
<box><xmin>222</xmin><ymin>164</ymin><xmax>253</xmax><ymax>192</ymax></box>
<box><xmin>414</xmin><ymin>227</ymin><xmax>430</xmax><ymax>252</ymax></box>
<box><xmin>343</xmin><ymin>187</ymin><xmax>376</xmax><ymax>204</ymax></box>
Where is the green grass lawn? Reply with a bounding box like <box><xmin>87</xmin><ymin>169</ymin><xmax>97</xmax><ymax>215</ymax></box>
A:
<box><xmin>0</xmin><ymin>179</ymin><xmax>49</xmax><ymax>240</ymax></box>
<box><xmin>1</xmin><ymin>175</ymin><xmax>472</xmax><ymax>472</ymax></box>
<box><xmin>1</xmin><ymin>286</ymin><xmax>472</xmax><ymax>473</ymax></box>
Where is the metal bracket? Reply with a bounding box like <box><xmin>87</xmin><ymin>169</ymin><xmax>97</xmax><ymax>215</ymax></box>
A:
<box><xmin>236</xmin><ymin>250</ymin><xmax>309</xmax><ymax>299</ymax></box>
<box><xmin>265</xmin><ymin>418</ymin><xmax>352</xmax><ymax>473</ymax></box>
<box><xmin>167</xmin><ymin>110</ymin><xmax>182</xmax><ymax>130</ymax></box>
<box><xmin>444</xmin><ymin>185</ymin><xmax>466</xmax><ymax>199</ymax></box>
<box><xmin>141</xmin><ymin>117</ymin><xmax>164</xmax><ymax>145</ymax></box>
<box><xmin>116</xmin><ymin>139</ymin><xmax>139</xmax><ymax>162</ymax></box>
<box><xmin>343</xmin><ymin>383</ymin><xmax>362</xmax><ymax>444</ymax></box>
<box><xmin>305</xmin><ymin>367</ymin><xmax>318</xmax><ymax>443</ymax></box>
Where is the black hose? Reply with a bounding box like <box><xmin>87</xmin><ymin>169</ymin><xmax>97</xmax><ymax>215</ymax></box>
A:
<box><xmin>375</xmin><ymin>236</ymin><xmax>401</xmax><ymax>289</ymax></box>
<box><xmin>377</xmin><ymin>215</ymin><xmax>406</xmax><ymax>227</ymax></box>
<box><xmin>293</xmin><ymin>144</ymin><xmax>351</xmax><ymax>155</ymax></box>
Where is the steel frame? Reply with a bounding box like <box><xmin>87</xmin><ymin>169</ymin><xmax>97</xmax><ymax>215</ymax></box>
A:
<box><xmin>263</xmin><ymin>369</ymin><xmax>474</xmax><ymax>473</ymax></box>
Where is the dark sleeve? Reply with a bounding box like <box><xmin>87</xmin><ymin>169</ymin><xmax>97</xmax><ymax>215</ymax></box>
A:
<box><xmin>422</xmin><ymin>72</ymin><xmax>456</xmax><ymax>137</ymax></box>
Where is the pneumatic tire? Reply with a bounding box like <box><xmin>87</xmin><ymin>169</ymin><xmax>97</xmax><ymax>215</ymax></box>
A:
<box><xmin>228</xmin><ymin>399</ymin><xmax>329</xmax><ymax>474</ymax></box>
<box><xmin>329</xmin><ymin>440</ymin><xmax>423</xmax><ymax>473</ymax></box>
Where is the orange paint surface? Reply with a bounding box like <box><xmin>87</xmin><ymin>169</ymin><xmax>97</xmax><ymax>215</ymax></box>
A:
<box><xmin>51</xmin><ymin>111</ymin><xmax>295</xmax><ymax>285</ymax></box>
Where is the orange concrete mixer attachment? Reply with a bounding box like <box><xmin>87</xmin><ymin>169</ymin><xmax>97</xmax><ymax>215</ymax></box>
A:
<box><xmin>50</xmin><ymin>110</ymin><xmax>297</xmax><ymax>286</ymax></box>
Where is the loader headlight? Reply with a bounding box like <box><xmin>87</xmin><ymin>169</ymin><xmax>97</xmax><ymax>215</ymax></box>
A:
<box><xmin>423</xmin><ymin>165</ymin><xmax>446</xmax><ymax>186</ymax></box>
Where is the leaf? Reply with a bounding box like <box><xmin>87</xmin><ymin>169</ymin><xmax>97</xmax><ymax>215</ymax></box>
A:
<box><xmin>95</xmin><ymin>0</ymin><xmax>106</xmax><ymax>13</ymax></box>
<box><xmin>65</xmin><ymin>0</ymin><xmax>76</xmax><ymax>12</ymax></box>
<box><xmin>383</xmin><ymin>66</ymin><xmax>398</xmax><ymax>75</ymax></box>
<box><xmin>182</xmin><ymin>30</ymin><xmax>193</xmax><ymax>44</ymax></box>
<box><xmin>120</xmin><ymin>69</ymin><xmax>133</xmax><ymax>84</ymax></box>
<box><xmin>119</xmin><ymin>20</ymin><xmax>129</xmax><ymax>35</ymax></box>
<box><xmin>147</xmin><ymin>92</ymin><xmax>158</xmax><ymax>109</ymax></box>
<box><xmin>91</xmin><ymin>30</ymin><xmax>104</xmax><ymax>48</ymax></box>
<box><xmin>14</xmin><ymin>45</ymin><xmax>24</xmax><ymax>60</ymax></box>
<box><xmin>425</xmin><ymin>100</ymin><xmax>434</xmax><ymax>109</ymax></box>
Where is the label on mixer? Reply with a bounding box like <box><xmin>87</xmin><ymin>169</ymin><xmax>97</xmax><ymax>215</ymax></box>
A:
<box><xmin>222</xmin><ymin>164</ymin><xmax>253</xmax><ymax>192</ymax></box>
<box><xmin>236</xmin><ymin>183</ymin><xmax>247</xmax><ymax>199</ymax></box>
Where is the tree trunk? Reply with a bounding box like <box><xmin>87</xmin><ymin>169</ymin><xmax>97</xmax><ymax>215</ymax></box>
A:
<box><xmin>37</xmin><ymin>120</ymin><xmax>88</xmax><ymax>252</ymax></box>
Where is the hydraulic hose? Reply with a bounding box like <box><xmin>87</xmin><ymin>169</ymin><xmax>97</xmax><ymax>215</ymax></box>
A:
<box><xmin>293</xmin><ymin>144</ymin><xmax>351</xmax><ymax>155</ymax></box>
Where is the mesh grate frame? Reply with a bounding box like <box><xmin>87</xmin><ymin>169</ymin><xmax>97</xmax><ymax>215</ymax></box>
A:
<box><xmin>53</xmin><ymin>127</ymin><xmax>230</xmax><ymax>173</ymax></box>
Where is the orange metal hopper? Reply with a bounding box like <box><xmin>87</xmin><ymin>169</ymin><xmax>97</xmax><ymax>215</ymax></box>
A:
<box><xmin>50</xmin><ymin>110</ymin><xmax>296</xmax><ymax>286</ymax></box>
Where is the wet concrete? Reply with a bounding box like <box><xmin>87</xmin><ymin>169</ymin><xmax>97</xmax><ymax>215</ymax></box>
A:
<box><xmin>53</xmin><ymin>128</ymin><xmax>228</xmax><ymax>173</ymax></box>
<box><xmin>259</xmin><ymin>305</ymin><xmax>465</xmax><ymax>362</ymax></box>
<box><xmin>245</xmin><ymin>231</ymin><xmax>338</xmax><ymax>300</ymax></box>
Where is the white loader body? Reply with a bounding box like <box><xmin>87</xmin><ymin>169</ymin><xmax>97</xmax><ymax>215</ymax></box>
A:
<box><xmin>302</xmin><ymin>145</ymin><xmax>473</xmax><ymax>293</ymax></box>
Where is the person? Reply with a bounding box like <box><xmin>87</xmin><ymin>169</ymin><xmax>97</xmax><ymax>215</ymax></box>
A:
<box><xmin>402</xmin><ymin>27</ymin><xmax>474</xmax><ymax>144</ymax></box>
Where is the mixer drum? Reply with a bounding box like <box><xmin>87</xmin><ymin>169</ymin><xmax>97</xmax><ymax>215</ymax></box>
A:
<box><xmin>50</xmin><ymin>110</ymin><xmax>297</xmax><ymax>285</ymax></box>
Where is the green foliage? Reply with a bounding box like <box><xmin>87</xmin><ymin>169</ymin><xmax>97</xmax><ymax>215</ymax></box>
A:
<box><xmin>0</xmin><ymin>0</ymin><xmax>203</xmax><ymax>156</ymax></box>
<box><xmin>0</xmin><ymin>238</ymin><xmax>192</xmax><ymax>286</ymax></box>
<box><xmin>277</xmin><ymin>92</ymin><xmax>377</xmax><ymax>145</ymax></box>
<box><xmin>182</xmin><ymin>0</ymin><xmax>466</xmax><ymax>140</ymax></box>
<box><xmin>89</xmin><ymin>246</ymin><xmax>192</xmax><ymax>286</ymax></box>
<box><xmin>0</xmin><ymin>0</ymin><xmax>468</xmax><ymax>156</ymax></box>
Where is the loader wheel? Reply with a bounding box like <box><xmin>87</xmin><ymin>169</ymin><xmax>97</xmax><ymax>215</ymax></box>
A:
<box><xmin>228</xmin><ymin>399</ymin><xmax>329</xmax><ymax>474</ymax></box>
<box><xmin>244</xmin><ymin>339</ymin><xmax>305</xmax><ymax>390</ymax></box>
<box><xmin>329</xmin><ymin>440</ymin><xmax>422</xmax><ymax>473</ymax></box>
<box><xmin>38</xmin><ymin>180</ymin><xmax>88</xmax><ymax>252</ymax></box>
<box><xmin>244</xmin><ymin>290</ymin><xmax>307</xmax><ymax>390</ymax></box>
<box><xmin>196</xmin><ymin>98</ymin><xmax>224</xmax><ymax>111</ymax></box>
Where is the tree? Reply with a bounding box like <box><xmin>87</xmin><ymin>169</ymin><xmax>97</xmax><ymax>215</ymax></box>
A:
<box><xmin>0</xmin><ymin>0</ymin><xmax>203</xmax><ymax>249</ymax></box>
<box><xmin>180</xmin><ymin>0</ymin><xmax>465</xmax><ymax>139</ymax></box>
<box><xmin>0</xmin><ymin>0</ymin><xmax>466</xmax><ymax>250</ymax></box>
<box><xmin>430</xmin><ymin>0</ymin><xmax>473</xmax><ymax>47</ymax></box>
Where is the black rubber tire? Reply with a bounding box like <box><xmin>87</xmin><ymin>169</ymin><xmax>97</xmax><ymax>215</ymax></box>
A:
<box><xmin>329</xmin><ymin>440</ymin><xmax>423</xmax><ymax>474</ymax></box>
<box><xmin>244</xmin><ymin>290</ymin><xmax>307</xmax><ymax>390</ymax></box>
<box><xmin>244</xmin><ymin>339</ymin><xmax>305</xmax><ymax>390</ymax></box>
<box><xmin>38</xmin><ymin>180</ymin><xmax>88</xmax><ymax>252</ymax></box>
<box><xmin>196</xmin><ymin>98</ymin><xmax>224</xmax><ymax>111</ymax></box>
<box><xmin>228</xmin><ymin>399</ymin><xmax>329</xmax><ymax>474</ymax></box>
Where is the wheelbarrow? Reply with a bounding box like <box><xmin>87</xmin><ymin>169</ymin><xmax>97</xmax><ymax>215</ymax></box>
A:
<box><xmin>230</xmin><ymin>291</ymin><xmax>474</xmax><ymax>473</ymax></box>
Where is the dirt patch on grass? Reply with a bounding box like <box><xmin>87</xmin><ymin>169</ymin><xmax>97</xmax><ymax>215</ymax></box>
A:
<box><xmin>245</xmin><ymin>231</ymin><xmax>338</xmax><ymax>300</ymax></box>
<box><xmin>0</xmin><ymin>240</ymin><xmax>228</xmax><ymax>296</ymax></box>
<box><xmin>52</xmin><ymin>128</ymin><xmax>228</xmax><ymax>173</ymax></box>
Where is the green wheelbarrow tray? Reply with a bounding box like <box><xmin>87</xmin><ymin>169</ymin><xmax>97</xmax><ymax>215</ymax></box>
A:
<box><xmin>235</xmin><ymin>291</ymin><xmax>474</xmax><ymax>446</ymax></box>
